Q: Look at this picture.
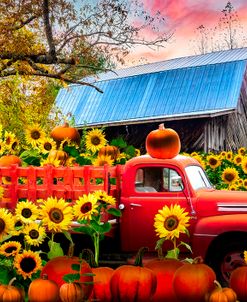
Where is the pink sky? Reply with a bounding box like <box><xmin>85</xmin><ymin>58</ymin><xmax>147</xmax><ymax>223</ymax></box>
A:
<box><xmin>124</xmin><ymin>0</ymin><xmax>247</xmax><ymax>66</ymax></box>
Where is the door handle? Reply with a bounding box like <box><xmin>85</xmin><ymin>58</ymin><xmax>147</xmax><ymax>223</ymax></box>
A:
<box><xmin>130</xmin><ymin>203</ymin><xmax>142</xmax><ymax>207</ymax></box>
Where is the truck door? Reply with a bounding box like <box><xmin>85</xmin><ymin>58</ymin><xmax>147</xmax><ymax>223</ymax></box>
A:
<box><xmin>120</xmin><ymin>166</ymin><xmax>191</xmax><ymax>252</ymax></box>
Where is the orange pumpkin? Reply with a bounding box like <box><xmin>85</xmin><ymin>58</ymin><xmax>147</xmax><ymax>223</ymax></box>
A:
<box><xmin>41</xmin><ymin>255</ymin><xmax>93</xmax><ymax>301</ymax></box>
<box><xmin>0</xmin><ymin>155</ymin><xmax>21</xmax><ymax>167</ymax></box>
<box><xmin>28</xmin><ymin>274</ymin><xmax>59</xmax><ymax>302</ymax></box>
<box><xmin>50</xmin><ymin>123</ymin><xmax>80</xmax><ymax>145</ymax></box>
<box><xmin>82</xmin><ymin>248</ymin><xmax>114</xmax><ymax>302</ymax></box>
<box><xmin>59</xmin><ymin>282</ymin><xmax>84</xmax><ymax>302</ymax></box>
<box><xmin>145</xmin><ymin>124</ymin><xmax>181</xmax><ymax>159</ymax></box>
<box><xmin>47</xmin><ymin>150</ymin><xmax>68</xmax><ymax>165</ymax></box>
<box><xmin>145</xmin><ymin>257</ymin><xmax>184</xmax><ymax>302</ymax></box>
<box><xmin>172</xmin><ymin>257</ymin><xmax>216</xmax><ymax>302</ymax></box>
<box><xmin>0</xmin><ymin>278</ymin><xmax>24</xmax><ymax>302</ymax></box>
<box><xmin>229</xmin><ymin>266</ymin><xmax>247</xmax><ymax>302</ymax></box>
<box><xmin>110</xmin><ymin>247</ymin><xmax>157</xmax><ymax>302</ymax></box>
<box><xmin>205</xmin><ymin>280</ymin><xmax>237</xmax><ymax>302</ymax></box>
<box><xmin>98</xmin><ymin>145</ymin><xmax>119</xmax><ymax>160</ymax></box>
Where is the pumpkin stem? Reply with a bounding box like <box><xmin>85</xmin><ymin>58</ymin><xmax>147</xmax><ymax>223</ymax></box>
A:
<box><xmin>158</xmin><ymin>123</ymin><xmax>165</xmax><ymax>130</ymax></box>
<box><xmin>67</xmin><ymin>243</ymin><xmax>75</xmax><ymax>257</ymax></box>
<box><xmin>134</xmin><ymin>247</ymin><xmax>149</xmax><ymax>267</ymax></box>
<box><xmin>42</xmin><ymin>274</ymin><xmax>48</xmax><ymax>280</ymax></box>
<box><xmin>81</xmin><ymin>249</ymin><xmax>98</xmax><ymax>268</ymax></box>
<box><xmin>213</xmin><ymin>280</ymin><xmax>222</xmax><ymax>290</ymax></box>
<box><xmin>157</xmin><ymin>247</ymin><xmax>164</xmax><ymax>259</ymax></box>
<box><xmin>192</xmin><ymin>256</ymin><xmax>204</xmax><ymax>264</ymax></box>
<box><xmin>8</xmin><ymin>277</ymin><xmax>16</xmax><ymax>286</ymax></box>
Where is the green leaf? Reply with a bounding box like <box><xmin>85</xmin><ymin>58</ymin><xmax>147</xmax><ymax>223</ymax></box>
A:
<box><xmin>62</xmin><ymin>273</ymin><xmax>80</xmax><ymax>283</ymax></box>
<box><xmin>0</xmin><ymin>267</ymin><xmax>11</xmax><ymax>284</ymax></box>
<box><xmin>110</xmin><ymin>137</ymin><xmax>127</xmax><ymax>149</ymax></box>
<box><xmin>165</xmin><ymin>247</ymin><xmax>180</xmax><ymax>259</ymax></box>
<box><xmin>64</xmin><ymin>145</ymin><xmax>80</xmax><ymax>157</ymax></box>
<box><xmin>62</xmin><ymin>231</ymin><xmax>74</xmax><ymax>244</ymax></box>
<box><xmin>179</xmin><ymin>241</ymin><xmax>193</xmax><ymax>253</ymax></box>
<box><xmin>155</xmin><ymin>238</ymin><xmax>166</xmax><ymax>250</ymax></box>
<box><xmin>124</xmin><ymin>145</ymin><xmax>136</xmax><ymax>157</ymax></box>
<box><xmin>90</xmin><ymin>220</ymin><xmax>111</xmax><ymax>234</ymax></box>
<box><xmin>47</xmin><ymin>240</ymin><xmax>64</xmax><ymax>259</ymax></box>
<box><xmin>107</xmin><ymin>207</ymin><xmax>122</xmax><ymax>217</ymax></box>
<box><xmin>73</xmin><ymin>226</ymin><xmax>94</xmax><ymax>236</ymax></box>
<box><xmin>76</xmin><ymin>156</ymin><xmax>92</xmax><ymax>166</ymax></box>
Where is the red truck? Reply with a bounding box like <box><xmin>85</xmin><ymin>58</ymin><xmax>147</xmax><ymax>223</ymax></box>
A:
<box><xmin>1</xmin><ymin>153</ymin><xmax>247</xmax><ymax>285</ymax></box>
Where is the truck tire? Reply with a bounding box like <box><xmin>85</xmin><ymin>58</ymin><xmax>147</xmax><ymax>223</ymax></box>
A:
<box><xmin>207</xmin><ymin>237</ymin><xmax>247</xmax><ymax>286</ymax></box>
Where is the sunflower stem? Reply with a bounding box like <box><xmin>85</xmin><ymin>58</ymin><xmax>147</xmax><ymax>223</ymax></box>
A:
<box><xmin>92</xmin><ymin>232</ymin><xmax>100</xmax><ymax>267</ymax></box>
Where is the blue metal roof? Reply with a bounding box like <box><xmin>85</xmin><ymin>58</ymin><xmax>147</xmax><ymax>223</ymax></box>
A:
<box><xmin>55</xmin><ymin>48</ymin><xmax>247</xmax><ymax>127</ymax></box>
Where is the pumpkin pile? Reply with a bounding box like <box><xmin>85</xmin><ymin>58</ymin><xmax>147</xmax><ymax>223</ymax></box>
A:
<box><xmin>146</xmin><ymin>123</ymin><xmax>181</xmax><ymax>159</ymax></box>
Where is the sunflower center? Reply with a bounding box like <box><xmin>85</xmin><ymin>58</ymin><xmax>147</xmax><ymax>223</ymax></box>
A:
<box><xmin>164</xmin><ymin>215</ymin><xmax>179</xmax><ymax>231</ymax></box>
<box><xmin>31</xmin><ymin>130</ymin><xmax>41</xmax><ymax>140</ymax></box>
<box><xmin>20</xmin><ymin>257</ymin><xmax>36</xmax><ymax>273</ymax></box>
<box><xmin>11</xmin><ymin>142</ymin><xmax>18</xmax><ymax>150</ymax></box>
<box><xmin>209</xmin><ymin>158</ymin><xmax>217</xmax><ymax>165</ymax></box>
<box><xmin>0</xmin><ymin>218</ymin><xmax>6</xmax><ymax>233</ymax></box>
<box><xmin>225</xmin><ymin>173</ymin><xmax>235</xmax><ymax>182</ymax></box>
<box><xmin>236</xmin><ymin>157</ymin><xmax>242</xmax><ymax>163</ymax></box>
<box><xmin>49</xmin><ymin>208</ymin><xmax>64</xmax><ymax>223</ymax></box>
<box><xmin>15</xmin><ymin>220</ymin><xmax>23</xmax><ymax>228</ymax></box>
<box><xmin>91</xmin><ymin>136</ymin><xmax>100</xmax><ymax>146</ymax></box>
<box><xmin>21</xmin><ymin>208</ymin><xmax>32</xmax><ymax>218</ymax></box>
<box><xmin>5</xmin><ymin>246</ymin><xmax>17</xmax><ymax>253</ymax></box>
<box><xmin>5</xmin><ymin>137</ymin><xmax>11</xmax><ymax>145</ymax></box>
<box><xmin>44</xmin><ymin>142</ymin><xmax>52</xmax><ymax>151</ymax></box>
<box><xmin>29</xmin><ymin>229</ymin><xmax>39</xmax><ymax>239</ymax></box>
<box><xmin>81</xmin><ymin>202</ymin><xmax>92</xmax><ymax>214</ymax></box>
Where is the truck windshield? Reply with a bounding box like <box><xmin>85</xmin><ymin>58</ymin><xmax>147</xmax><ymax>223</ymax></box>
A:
<box><xmin>185</xmin><ymin>165</ymin><xmax>213</xmax><ymax>190</ymax></box>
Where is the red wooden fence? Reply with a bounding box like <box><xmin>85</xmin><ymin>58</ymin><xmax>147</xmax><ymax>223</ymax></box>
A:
<box><xmin>0</xmin><ymin>164</ymin><xmax>124</xmax><ymax>209</ymax></box>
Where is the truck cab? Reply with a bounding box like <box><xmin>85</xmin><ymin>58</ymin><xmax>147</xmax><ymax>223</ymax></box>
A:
<box><xmin>119</xmin><ymin>154</ymin><xmax>247</xmax><ymax>285</ymax></box>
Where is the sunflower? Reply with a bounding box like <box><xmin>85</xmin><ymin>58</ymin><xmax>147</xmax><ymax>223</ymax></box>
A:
<box><xmin>234</xmin><ymin>154</ymin><xmax>243</xmax><ymax>166</ymax></box>
<box><xmin>40</xmin><ymin>157</ymin><xmax>60</xmax><ymax>167</ymax></box>
<box><xmin>0</xmin><ymin>186</ymin><xmax>4</xmax><ymax>199</ymax></box>
<box><xmin>66</xmin><ymin>157</ymin><xmax>77</xmax><ymax>167</ymax></box>
<box><xmin>244</xmin><ymin>251</ymin><xmax>247</xmax><ymax>264</ymax></box>
<box><xmin>73</xmin><ymin>193</ymin><xmax>98</xmax><ymax>221</ymax></box>
<box><xmin>221</xmin><ymin>167</ymin><xmax>239</xmax><ymax>184</ymax></box>
<box><xmin>191</xmin><ymin>152</ymin><xmax>198</xmax><ymax>157</ymax></box>
<box><xmin>38</xmin><ymin>137</ymin><xmax>57</xmax><ymax>154</ymax></box>
<box><xmin>93</xmin><ymin>190</ymin><xmax>116</xmax><ymax>206</ymax></box>
<box><xmin>11</xmin><ymin>216</ymin><xmax>24</xmax><ymax>236</ymax></box>
<box><xmin>243</xmin><ymin>179</ymin><xmax>247</xmax><ymax>189</ymax></box>
<box><xmin>4</xmin><ymin>131</ymin><xmax>16</xmax><ymax>148</ymax></box>
<box><xmin>85</xmin><ymin>128</ymin><xmax>107</xmax><ymax>153</ymax></box>
<box><xmin>226</xmin><ymin>151</ymin><xmax>233</xmax><ymax>161</ymax></box>
<box><xmin>238</xmin><ymin>147</ymin><xmax>246</xmax><ymax>156</ymax></box>
<box><xmin>219</xmin><ymin>151</ymin><xmax>227</xmax><ymax>159</ymax></box>
<box><xmin>241</xmin><ymin>157</ymin><xmax>247</xmax><ymax>174</ymax></box>
<box><xmin>0</xmin><ymin>241</ymin><xmax>21</xmax><ymax>257</ymax></box>
<box><xmin>228</xmin><ymin>184</ymin><xmax>238</xmax><ymax>191</ymax></box>
<box><xmin>154</xmin><ymin>204</ymin><xmax>190</xmax><ymax>240</ymax></box>
<box><xmin>40</xmin><ymin>197</ymin><xmax>73</xmax><ymax>232</ymax></box>
<box><xmin>14</xmin><ymin>250</ymin><xmax>42</xmax><ymax>279</ymax></box>
<box><xmin>59</xmin><ymin>138</ymin><xmax>75</xmax><ymax>150</ymax></box>
<box><xmin>0</xmin><ymin>140</ymin><xmax>5</xmax><ymax>155</ymax></box>
<box><xmin>192</xmin><ymin>155</ymin><xmax>206</xmax><ymax>169</ymax></box>
<box><xmin>25</xmin><ymin>124</ymin><xmax>46</xmax><ymax>147</ymax></box>
<box><xmin>135</xmin><ymin>149</ymin><xmax>141</xmax><ymax>157</ymax></box>
<box><xmin>0</xmin><ymin>208</ymin><xmax>14</xmax><ymax>241</ymax></box>
<box><xmin>206</xmin><ymin>155</ymin><xmax>221</xmax><ymax>169</ymax></box>
<box><xmin>8</xmin><ymin>139</ymin><xmax>20</xmax><ymax>154</ymax></box>
<box><xmin>23</xmin><ymin>223</ymin><xmax>46</xmax><ymax>246</ymax></box>
<box><xmin>15</xmin><ymin>201</ymin><xmax>40</xmax><ymax>224</ymax></box>
<box><xmin>93</xmin><ymin>155</ymin><xmax>113</xmax><ymax>167</ymax></box>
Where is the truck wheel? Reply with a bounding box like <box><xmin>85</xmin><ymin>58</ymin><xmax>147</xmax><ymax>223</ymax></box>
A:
<box><xmin>208</xmin><ymin>239</ymin><xmax>247</xmax><ymax>286</ymax></box>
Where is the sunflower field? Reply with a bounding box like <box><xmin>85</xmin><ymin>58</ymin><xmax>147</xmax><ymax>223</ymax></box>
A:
<box><xmin>185</xmin><ymin>148</ymin><xmax>247</xmax><ymax>191</ymax></box>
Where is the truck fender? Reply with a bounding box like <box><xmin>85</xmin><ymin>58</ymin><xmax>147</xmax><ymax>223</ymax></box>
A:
<box><xmin>192</xmin><ymin>214</ymin><xmax>247</xmax><ymax>260</ymax></box>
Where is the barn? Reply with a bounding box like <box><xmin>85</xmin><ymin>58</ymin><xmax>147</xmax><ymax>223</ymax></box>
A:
<box><xmin>55</xmin><ymin>47</ymin><xmax>247</xmax><ymax>153</ymax></box>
